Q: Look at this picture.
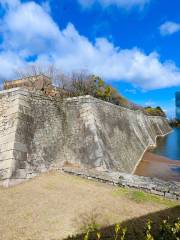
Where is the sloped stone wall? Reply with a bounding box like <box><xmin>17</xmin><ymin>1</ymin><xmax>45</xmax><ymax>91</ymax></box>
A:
<box><xmin>0</xmin><ymin>88</ymin><xmax>172</xmax><ymax>184</ymax></box>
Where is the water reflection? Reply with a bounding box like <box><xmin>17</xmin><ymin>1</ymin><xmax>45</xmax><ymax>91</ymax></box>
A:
<box><xmin>135</xmin><ymin>152</ymin><xmax>180</xmax><ymax>181</ymax></box>
<box><xmin>152</xmin><ymin>128</ymin><xmax>180</xmax><ymax>161</ymax></box>
<box><xmin>135</xmin><ymin>129</ymin><xmax>180</xmax><ymax>181</ymax></box>
<box><xmin>171</xmin><ymin>166</ymin><xmax>180</xmax><ymax>173</ymax></box>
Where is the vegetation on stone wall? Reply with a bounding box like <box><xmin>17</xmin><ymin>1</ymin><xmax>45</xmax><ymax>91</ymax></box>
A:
<box><xmin>50</xmin><ymin>72</ymin><xmax>165</xmax><ymax>117</ymax></box>
<box><xmin>58</xmin><ymin>73</ymin><xmax>166</xmax><ymax>116</ymax></box>
<box><xmin>144</xmin><ymin>106</ymin><xmax>166</xmax><ymax>117</ymax></box>
<box><xmin>13</xmin><ymin>66</ymin><xmax>140</xmax><ymax>110</ymax></box>
<box><xmin>69</xmin><ymin>73</ymin><xmax>131</xmax><ymax>108</ymax></box>
<box><xmin>13</xmin><ymin>65</ymin><xmax>166</xmax><ymax>117</ymax></box>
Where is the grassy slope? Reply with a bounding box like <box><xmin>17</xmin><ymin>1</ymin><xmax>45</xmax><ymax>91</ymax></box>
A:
<box><xmin>0</xmin><ymin>171</ymin><xmax>179</xmax><ymax>240</ymax></box>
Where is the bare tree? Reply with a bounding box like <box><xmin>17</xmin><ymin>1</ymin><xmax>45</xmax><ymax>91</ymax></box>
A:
<box><xmin>69</xmin><ymin>71</ymin><xmax>96</xmax><ymax>96</ymax></box>
<box><xmin>15</xmin><ymin>64</ymin><xmax>56</xmax><ymax>80</ymax></box>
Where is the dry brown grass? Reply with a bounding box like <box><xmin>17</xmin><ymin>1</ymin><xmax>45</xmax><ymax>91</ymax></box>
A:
<box><xmin>0</xmin><ymin>171</ymin><xmax>179</xmax><ymax>240</ymax></box>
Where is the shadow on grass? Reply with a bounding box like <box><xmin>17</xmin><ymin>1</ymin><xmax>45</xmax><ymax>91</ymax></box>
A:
<box><xmin>65</xmin><ymin>205</ymin><xmax>180</xmax><ymax>240</ymax></box>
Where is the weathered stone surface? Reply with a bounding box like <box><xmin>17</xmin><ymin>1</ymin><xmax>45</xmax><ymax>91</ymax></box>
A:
<box><xmin>0</xmin><ymin>88</ymin><xmax>172</xmax><ymax>185</ymax></box>
<box><xmin>62</xmin><ymin>167</ymin><xmax>180</xmax><ymax>200</ymax></box>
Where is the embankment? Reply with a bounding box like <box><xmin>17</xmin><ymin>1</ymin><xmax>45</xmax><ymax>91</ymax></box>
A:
<box><xmin>0</xmin><ymin>88</ymin><xmax>172</xmax><ymax>183</ymax></box>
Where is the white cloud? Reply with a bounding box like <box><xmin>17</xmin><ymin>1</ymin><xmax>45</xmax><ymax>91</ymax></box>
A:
<box><xmin>2</xmin><ymin>1</ymin><xmax>61</xmax><ymax>53</ymax></box>
<box><xmin>0</xmin><ymin>0</ymin><xmax>180</xmax><ymax>90</ymax></box>
<box><xmin>41</xmin><ymin>1</ymin><xmax>51</xmax><ymax>13</ymax></box>
<box><xmin>125</xmin><ymin>89</ymin><xmax>137</xmax><ymax>94</ymax></box>
<box><xmin>0</xmin><ymin>51</ymin><xmax>25</xmax><ymax>80</ymax></box>
<box><xmin>78</xmin><ymin>0</ymin><xmax>150</xmax><ymax>9</ymax></box>
<box><xmin>160</xmin><ymin>21</ymin><xmax>180</xmax><ymax>36</ymax></box>
<box><xmin>0</xmin><ymin>0</ymin><xmax>20</xmax><ymax>9</ymax></box>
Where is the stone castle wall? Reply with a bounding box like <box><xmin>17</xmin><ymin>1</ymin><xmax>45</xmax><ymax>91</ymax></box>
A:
<box><xmin>0</xmin><ymin>88</ymin><xmax>172</xmax><ymax>184</ymax></box>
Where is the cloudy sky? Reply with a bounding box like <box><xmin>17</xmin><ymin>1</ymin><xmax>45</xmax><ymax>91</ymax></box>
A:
<box><xmin>0</xmin><ymin>0</ymin><xmax>180</xmax><ymax>117</ymax></box>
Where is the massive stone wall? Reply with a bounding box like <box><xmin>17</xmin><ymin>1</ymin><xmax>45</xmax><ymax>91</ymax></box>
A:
<box><xmin>0</xmin><ymin>88</ymin><xmax>172</xmax><ymax>184</ymax></box>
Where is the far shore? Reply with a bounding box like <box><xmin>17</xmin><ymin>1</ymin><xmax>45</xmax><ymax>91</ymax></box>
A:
<box><xmin>135</xmin><ymin>152</ymin><xmax>180</xmax><ymax>182</ymax></box>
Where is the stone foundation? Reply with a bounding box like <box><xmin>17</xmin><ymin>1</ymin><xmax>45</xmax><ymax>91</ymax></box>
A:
<box><xmin>62</xmin><ymin>167</ymin><xmax>180</xmax><ymax>200</ymax></box>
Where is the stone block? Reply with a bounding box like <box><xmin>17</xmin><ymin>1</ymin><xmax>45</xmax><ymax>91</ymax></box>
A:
<box><xmin>0</xmin><ymin>150</ymin><xmax>14</xmax><ymax>161</ymax></box>
<box><xmin>0</xmin><ymin>133</ymin><xmax>16</xmax><ymax>145</ymax></box>
<box><xmin>0</xmin><ymin>159</ymin><xmax>13</xmax><ymax>170</ymax></box>
<box><xmin>165</xmin><ymin>192</ymin><xmax>177</xmax><ymax>199</ymax></box>
<box><xmin>151</xmin><ymin>189</ymin><xmax>164</xmax><ymax>196</ymax></box>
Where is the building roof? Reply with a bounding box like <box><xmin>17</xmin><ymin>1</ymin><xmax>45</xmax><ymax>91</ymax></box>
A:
<box><xmin>4</xmin><ymin>74</ymin><xmax>52</xmax><ymax>90</ymax></box>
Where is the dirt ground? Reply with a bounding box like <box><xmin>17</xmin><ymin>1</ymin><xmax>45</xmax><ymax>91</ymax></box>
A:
<box><xmin>0</xmin><ymin>171</ymin><xmax>179</xmax><ymax>240</ymax></box>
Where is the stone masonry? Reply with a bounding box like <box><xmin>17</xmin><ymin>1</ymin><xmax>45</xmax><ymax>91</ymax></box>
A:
<box><xmin>62</xmin><ymin>167</ymin><xmax>180</xmax><ymax>200</ymax></box>
<box><xmin>0</xmin><ymin>88</ymin><xmax>172</xmax><ymax>185</ymax></box>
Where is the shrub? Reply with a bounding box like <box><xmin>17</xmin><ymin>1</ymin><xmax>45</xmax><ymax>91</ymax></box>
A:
<box><xmin>159</xmin><ymin>218</ymin><xmax>180</xmax><ymax>240</ymax></box>
<box><xmin>144</xmin><ymin>219</ymin><xmax>154</xmax><ymax>240</ymax></box>
<box><xmin>66</xmin><ymin>218</ymin><xmax>180</xmax><ymax>240</ymax></box>
<box><xmin>144</xmin><ymin>106</ymin><xmax>166</xmax><ymax>117</ymax></box>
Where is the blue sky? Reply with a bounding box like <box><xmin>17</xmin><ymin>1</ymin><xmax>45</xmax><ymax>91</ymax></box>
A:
<box><xmin>0</xmin><ymin>0</ymin><xmax>180</xmax><ymax>117</ymax></box>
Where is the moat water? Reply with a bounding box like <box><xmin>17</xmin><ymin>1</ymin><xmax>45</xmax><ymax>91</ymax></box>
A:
<box><xmin>135</xmin><ymin>128</ymin><xmax>180</xmax><ymax>182</ymax></box>
<box><xmin>152</xmin><ymin>128</ymin><xmax>180</xmax><ymax>161</ymax></box>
